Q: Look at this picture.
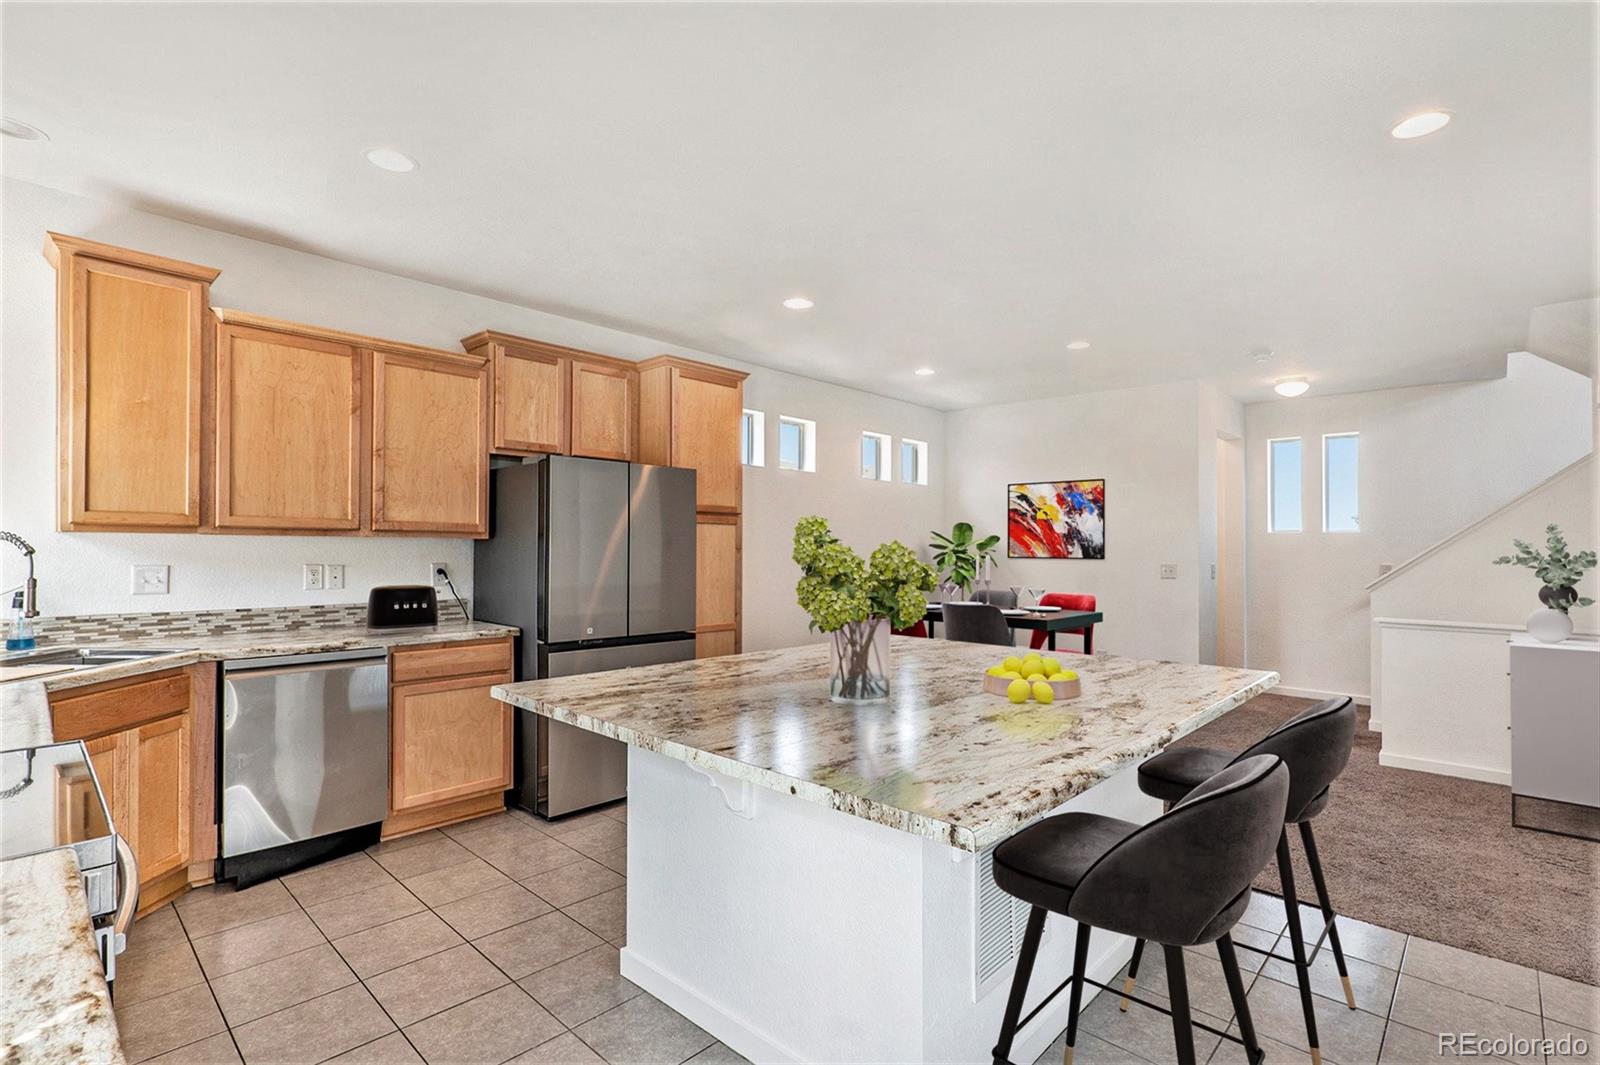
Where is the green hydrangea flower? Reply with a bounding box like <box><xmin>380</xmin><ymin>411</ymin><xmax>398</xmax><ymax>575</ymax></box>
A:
<box><xmin>793</xmin><ymin>517</ymin><xmax>937</xmax><ymax>632</ymax></box>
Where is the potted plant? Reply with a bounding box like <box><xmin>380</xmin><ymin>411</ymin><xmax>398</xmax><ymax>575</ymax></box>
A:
<box><xmin>929</xmin><ymin>522</ymin><xmax>1001</xmax><ymax>600</ymax></box>
<box><xmin>1492</xmin><ymin>524</ymin><xmax>1596</xmax><ymax>643</ymax></box>
<box><xmin>794</xmin><ymin>516</ymin><xmax>936</xmax><ymax>703</ymax></box>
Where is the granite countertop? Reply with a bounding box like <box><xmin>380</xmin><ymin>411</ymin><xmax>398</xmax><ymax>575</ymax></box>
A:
<box><xmin>0</xmin><ymin>850</ymin><xmax>124</xmax><ymax>1065</ymax></box>
<box><xmin>494</xmin><ymin>637</ymin><xmax>1277</xmax><ymax>851</ymax></box>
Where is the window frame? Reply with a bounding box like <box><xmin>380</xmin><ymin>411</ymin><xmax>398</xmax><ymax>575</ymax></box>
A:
<box><xmin>740</xmin><ymin>409</ymin><xmax>766</xmax><ymax>467</ymax></box>
<box><xmin>1321</xmin><ymin>431</ymin><xmax>1359</xmax><ymax>533</ymax></box>
<box><xmin>1267</xmin><ymin>436</ymin><xmax>1303</xmax><ymax>533</ymax></box>
<box><xmin>777</xmin><ymin>415</ymin><xmax>817</xmax><ymax>473</ymax></box>
<box><xmin>861</xmin><ymin>431</ymin><xmax>891</xmax><ymax>481</ymax></box>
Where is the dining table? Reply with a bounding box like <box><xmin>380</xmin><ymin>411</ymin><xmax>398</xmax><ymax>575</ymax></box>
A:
<box><xmin>922</xmin><ymin>602</ymin><xmax>1103</xmax><ymax>650</ymax></box>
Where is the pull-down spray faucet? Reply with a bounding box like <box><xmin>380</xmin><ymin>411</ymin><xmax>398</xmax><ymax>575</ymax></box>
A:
<box><xmin>1</xmin><ymin>532</ymin><xmax>38</xmax><ymax>618</ymax></box>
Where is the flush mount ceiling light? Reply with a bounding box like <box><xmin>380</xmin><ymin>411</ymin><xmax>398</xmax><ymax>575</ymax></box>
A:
<box><xmin>1</xmin><ymin>117</ymin><xmax>48</xmax><ymax>142</ymax></box>
<box><xmin>1252</xmin><ymin>350</ymin><xmax>1274</xmax><ymax>363</ymax></box>
<box><xmin>782</xmin><ymin>296</ymin><xmax>815</xmax><ymax>310</ymax></box>
<box><xmin>365</xmin><ymin>147</ymin><xmax>418</xmax><ymax>172</ymax></box>
<box><xmin>1390</xmin><ymin>111</ymin><xmax>1452</xmax><ymax>140</ymax></box>
<box><xmin>914</xmin><ymin>367</ymin><xmax>936</xmax><ymax>376</ymax></box>
<box><xmin>1274</xmin><ymin>378</ymin><xmax>1310</xmax><ymax>398</ymax></box>
<box><xmin>1065</xmin><ymin>340</ymin><xmax>1091</xmax><ymax>351</ymax></box>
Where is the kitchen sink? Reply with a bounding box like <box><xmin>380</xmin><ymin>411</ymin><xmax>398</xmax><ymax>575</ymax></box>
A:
<box><xmin>1</xmin><ymin>647</ymin><xmax>186</xmax><ymax>668</ymax></box>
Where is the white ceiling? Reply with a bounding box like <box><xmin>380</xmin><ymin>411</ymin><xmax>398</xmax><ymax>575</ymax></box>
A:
<box><xmin>2</xmin><ymin>3</ymin><xmax>1593</xmax><ymax>409</ymax></box>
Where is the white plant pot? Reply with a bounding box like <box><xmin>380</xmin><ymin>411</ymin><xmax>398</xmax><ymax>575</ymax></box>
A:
<box><xmin>1526</xmin><ymin>607</ymin><xmax>1574</xmax><ymax>644</ymax></box>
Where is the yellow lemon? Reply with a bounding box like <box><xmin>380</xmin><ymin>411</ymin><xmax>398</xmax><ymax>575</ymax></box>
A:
<box><xmin>1026</xmin><ymin>672</ymin><xmax>1046</xmax><ymax>683</ymax></box>
<box><xmin>1048</xmin><ymin>671</ymin><xmax>1070</xmax><ymax>681</ymax></box>
<box><xmin>1032</xmin><ymin>681</ymin><xmax>1055</xmax><ymax>704</ymax></box>
<box><xmin>986</xmin><ymin>665</ymin><xmax>1008</xmax><ymax>677</ymax></box>
<box><xmin>1059</xmin><ymin>669</ymin><xmax>1079</xmax><ymax>682</ymax></box>
<box><xmin>1042</xmin><ymin>657</ymin><xmax>1062</xmax><ymax>675</ymax></box>
<box><xmin>1002</xmin><ymin>671</ymin><xmax>1022</xmax><ymax>680</ymax></box>
<box><xmin>1002</xmin><ymin>656</ymin><xmax>1024</xmax><ymax>673</ymax></box>
<box><xmin>1021</xmin><ymin>657</ymin><xmax>1044</xmax><ymax>675</ymax></box>
<box><xmin>1006</xmin><ymin>678</ymin><xmax>1031</xmax><ymax>704</ymax></box>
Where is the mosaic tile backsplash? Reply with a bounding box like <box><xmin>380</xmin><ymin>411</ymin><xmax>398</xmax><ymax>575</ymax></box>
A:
<box><xmin>31</xmin><ymin>601</ymin><xmax>471</xmax><ymax>645</ymax></box>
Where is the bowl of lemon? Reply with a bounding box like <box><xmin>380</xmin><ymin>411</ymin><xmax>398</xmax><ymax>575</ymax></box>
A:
<box><xmin>982</xmin><ymin>654</ymin><xmax>1082</xmax><ymax>703</ymax></box>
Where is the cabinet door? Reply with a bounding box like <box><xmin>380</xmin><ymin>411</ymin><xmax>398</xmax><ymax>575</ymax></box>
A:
<box><xmin>570</xmin><ymin>359</ymin><xmax>634</xmax><ymax>461</ymax></box>
<box><xmin>673</xmin><ymin>370</ymin><xmax>742</xmax><ymax>513</ymax></box>
<box><xmin>370</xmin><ymin>349</ymin><xmax>489</xmax><ymax>536</ymax></box>
<box><xmin>391</xmin><ymin>672</ymin><xmax>514</xmax><ymax>811</ymax></box>
<box><xmin>132</xmin><ymin>715</ymin><xmax>191</xmax><ymax>883</ymax></box>
<box><xmin>60</xmin><ymin>256</ymin><xmax>206</xmax><ymax>528</ymax></box>
<box><xmin>696</xmin><ymin>517</ymin><xmax>739</xmax><ymax>648</ymax></box>
<box><xmin>494</xmin><ymin>343</ymin><xmax>568</xmax><ymax>455</ymax></box>
<box><xmin>216</xmin><ymin>323</ymin><xmax>360</xmax><ymax>529</ymax></box>
<box><xmin>85</xmin><ymin>733</ymin><xmax>130</xmax><ymax>847</ymax></box>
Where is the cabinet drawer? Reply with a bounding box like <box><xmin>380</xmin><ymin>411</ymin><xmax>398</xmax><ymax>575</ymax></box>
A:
<box><xmin>51</xmin><ymin>670</ymin><xmax>191</xmax><ymax>740</ymax></box>
<box><xmin>390</xmin><ymin>639</ymin><xmax>514</xmax><ymax>684</ymax></box>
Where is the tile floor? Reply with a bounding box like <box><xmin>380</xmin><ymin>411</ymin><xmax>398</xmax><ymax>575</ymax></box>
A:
<box><xmin>111</xmin><ymin>805</ymin><xmax>1598</xmax><ymax>1065</ymax></box>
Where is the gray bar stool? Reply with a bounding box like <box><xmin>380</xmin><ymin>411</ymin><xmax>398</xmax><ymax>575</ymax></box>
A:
<box><xmin>1124</xmin><ymin>696</ymin><xmax>1358</xmax><ymax>1065</ymax></box>
<box><xmin>941</xmin><ymin>602</ymin><xmax>1015</xmax><ymax>647</ymax></box>
<box><xmin>989</xmin><ymin>755</ymin><xmax>1290</xmax><ymax>1065</ymax></box>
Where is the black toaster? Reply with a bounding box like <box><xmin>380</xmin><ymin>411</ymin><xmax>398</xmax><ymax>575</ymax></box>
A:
<box><xmin>367</xmin><ymin>585</ymin><xmax>439</xmax><ymax>628</ymax></box>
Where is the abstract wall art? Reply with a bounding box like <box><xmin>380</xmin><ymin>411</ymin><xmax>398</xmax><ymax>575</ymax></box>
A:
<box><xmin>1007</xmin><ymin>479</ymin><xmax>1106</xmax><ymax>559</ymax></box>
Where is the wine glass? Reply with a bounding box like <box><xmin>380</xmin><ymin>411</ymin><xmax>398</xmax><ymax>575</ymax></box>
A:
<box><xmin>1027</xmin><ymin>587</ymin><xmax>1046</xmax><ymax>609</ymax></box>
<box><xmin>1008</xmin><ymin>585</ymin><xmax>1022</xmax><ymax>608</ymax></box>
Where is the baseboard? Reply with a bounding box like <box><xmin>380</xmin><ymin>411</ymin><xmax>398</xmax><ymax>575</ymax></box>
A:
<box><xmin>1366</xmin><ymin>717</ymin><xmax>1383</xmax><ymax>733</ymax></box>
<box><xmin>1272</xmin><ymin>685</ymin><xmax>1372</xmax><ymax>706</ymax></box>
<box><xmin>1378</xmin><ymin>751</ymin><xmax>1511</xmax><ymax>786</ymax></box>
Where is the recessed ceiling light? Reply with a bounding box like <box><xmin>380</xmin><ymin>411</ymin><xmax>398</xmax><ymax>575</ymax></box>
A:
<box><xmin>1390</xmin><ymin>111</ymin><xmax>1451</xmax><ymax>140</ymax></box>
<box><xmin>1252</xmin><ymin>350</ymin><xmax>1274</xmax><ymax>363</ymax></box>
<box><xmin>1065</xmin><ymin>340</ymin><xmax>1091</xmax><ymax>351</ymax></box>
<box><xmin>1274</xmin><ymin>378</ymin><xmax>1310</xmax><ymax>398</ymax></box>
<box><xmin>914</xmin><ymin>367</ymin><xmax>936</xmax><ymax>376</ymax></box>
<box><xmin>782</xmin><ymin>296</ymin><xmax>814</xmax><ymax>310</ymax></box>
<box><xmin>1</xmin><ymin>117</ymin><xmax>49</xmax><ymax>142</ymax></box>
<box><xmin>365</xmin><ymin>147</ymin><xmax>418</xmax><ymax>173</ymax></box>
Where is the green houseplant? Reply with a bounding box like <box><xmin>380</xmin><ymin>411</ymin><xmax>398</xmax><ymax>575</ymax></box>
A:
<box><xmin>794</xmin><ymin>516</ymin><xmax>936</xmax><ymax>703</ymax></box>
<box><xmin>929</xmin><ymin>522</ymin><xmax>1001</xmax><ymax>599</ymax></box>
<box><xmin>1493</xmin><ymin>524</ymin><xmax>1596</xmax><ymax>643</ymax></box>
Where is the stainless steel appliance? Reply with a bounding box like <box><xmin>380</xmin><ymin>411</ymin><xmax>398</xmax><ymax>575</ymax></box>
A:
<box><xmin>221</xmin><ymin>648</ymin><xmax>389</xmax><ymax>885</ymax></box>
<box><xmin>0</xmin><ymin>739</ymin><xmax>138</xmax><ymax>984</ymax></box>
<box><xmin>475</xmin><ymin>456</ymin><xmax>697</xmax><ymax>817</ymax></box>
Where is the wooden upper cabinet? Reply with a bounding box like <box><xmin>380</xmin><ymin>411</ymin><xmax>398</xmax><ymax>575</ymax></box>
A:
<box><xmin>370</xmin><ymin>346</ymin><xmax>490</xmax><ymax>536</ymax></box>
<box><xmin>213</xmin><ymin>313</ymin><xmax>361</xmax><ymax>530</ymax></box>
<box><xmin>569</xmin><ymin>356</ymin><xmax>635</xmax><ymax>461</ymax></box>
<box><xmin>637</xmin><ymin>357</ymin><xmax>748</xmax><ymax>514</ymax></box>
<box><xmin>45</xmin><ymin>233</ymin><xmax>219</xmax><ymax>531</ymax></box>
<box><xmin>463</xmin><ymin>332</ymin><xmax>569</xmax><ymax>456</ymax></box>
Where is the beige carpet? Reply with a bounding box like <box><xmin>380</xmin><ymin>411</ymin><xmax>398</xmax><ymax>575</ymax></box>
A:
<box><xmin>1178</xmin><ymin>692</ymin><xmax>1600</xmax><ymax>985</ymax></box>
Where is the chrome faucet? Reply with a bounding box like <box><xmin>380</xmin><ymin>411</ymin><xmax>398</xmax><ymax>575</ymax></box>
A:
<box><xmin>1</xmin><ymin>532</ymin><xmax>38</xmax><ymax>618</ymax></box>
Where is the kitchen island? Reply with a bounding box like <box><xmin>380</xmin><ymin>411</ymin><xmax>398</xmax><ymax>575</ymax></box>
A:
<box><xmin>494</xmin><ymin>638</ymin><xmax>1277</xmax><ymax>1064</ymax></box>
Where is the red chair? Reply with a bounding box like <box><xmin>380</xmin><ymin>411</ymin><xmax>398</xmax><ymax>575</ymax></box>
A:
<box><xmin>1029</xmin><ymin>593</ymin><xmax>1096</xmax><ymax>654</ymax></box>
<box><xmin>892</xmin><ymin>620</ymin><xmax>929</xmax><ymax>638</ymax></box>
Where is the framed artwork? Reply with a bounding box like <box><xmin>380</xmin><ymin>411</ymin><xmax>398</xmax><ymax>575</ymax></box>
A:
<box><xmin>1007</xmin><ymin>479</ymin><xmax>1106</xmax><ymax>559</ymax></box>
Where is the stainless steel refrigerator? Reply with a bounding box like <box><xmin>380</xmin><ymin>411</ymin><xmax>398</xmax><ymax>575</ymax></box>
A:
<box><xmin>474</xmin><ymin>456</ymin><xmax>697</xmax><ymax>818</ymax></box>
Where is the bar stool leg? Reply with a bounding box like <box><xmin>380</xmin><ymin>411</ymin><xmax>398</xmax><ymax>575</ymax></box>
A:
<box><xmin>1277</xmin><ymin>829</ymin><xmax>1323</xmax><ymax>1065</ymax></box>
<box><xmin>1120</xmin><ymin>939</ymin><xmax>1145</xmax><ymax>1011</ymax></box>
<box><xmin>1218</xmin><ymin>934</ymin><xmax>1265</xmax><ymax>1065</ymax></box>
<box><xmin>1162</xmin><ymin>944</ymin><xmax>1198</xmax><ymax>1065</ymax></box>
<box><xmin>1299</xmin><ymin>820</ymin><xmax>1355</xmax><ymax>1009</ymax></box>
<box><xmin>992</xmin><ymin>906</ymin><xmax>1048</xmax><ymax>1065</ymax></box>
<box><xmin>1063</xmin><ymin>922</ymin><xmax>1092</xmax><ymax>1065</ymax></box>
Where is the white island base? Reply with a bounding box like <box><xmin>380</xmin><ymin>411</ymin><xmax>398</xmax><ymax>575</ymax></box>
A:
<box><xmin>620</xmin><ymin>748</ymin><xmax>1163</xmax><ymax>1065</ymax></box>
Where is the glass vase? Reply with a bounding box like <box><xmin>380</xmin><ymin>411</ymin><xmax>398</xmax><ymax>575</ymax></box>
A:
<box><xmin>829</xmin><ymin>617</ymin><xmax>891</xmax><ymax>704</ymax></box>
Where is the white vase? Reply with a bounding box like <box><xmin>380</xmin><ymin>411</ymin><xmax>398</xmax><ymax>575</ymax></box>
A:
<box><xmin>1526</xmin><ymin>607</ymin><xmax>1574</xmax><ymax>644</ymax></box>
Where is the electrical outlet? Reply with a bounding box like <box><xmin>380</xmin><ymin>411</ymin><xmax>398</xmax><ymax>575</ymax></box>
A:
<box><xmin>1210</xmin><ymin>563</ymin><xmax>1217</xmax><ymax>580</ymax></box>
<box><xmin>326</xmin><ymin>564</ymin><xmax>345</xmax><ymax>590</ymax></box>
<box><xmin>131</xmin><ymin>564</ymin><xmax>170</xmax><ymax>595</ymax></box>
<box><xmin>432</xmin><ymin>562</ymin><xmax>451</xmax><ymax>591</ymax></box>
<box><xmin>303</xmin><ymin>563</ymin><xmax>325</xmax><ymax>591</ymax></box>
<box><xmin>1159</xmin><ymin>563</ymin><xmax>1178</xmax><ymax>580</ymax></box>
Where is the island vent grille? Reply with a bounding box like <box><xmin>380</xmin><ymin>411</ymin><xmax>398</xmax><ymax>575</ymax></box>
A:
<box><xmin>973</xmin><ymin>847</ymin><xmax>1043</xmax><ymax>1000</ymax></box>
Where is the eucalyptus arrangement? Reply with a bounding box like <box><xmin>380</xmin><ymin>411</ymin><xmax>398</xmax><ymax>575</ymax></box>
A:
<box><xmin>929</xmin><ymin>522</ymin><xmax>1002</xmax><ymax>599</ymax></box>
<box><xmin>794</xmin><ymin>516</ymin><xmax>936</xmax><ymax>703</ymax></box>
<box><xmin>1493</xmin><ymin>524</ymin><xmax>1596</xmax><ymax>643</ymax></box>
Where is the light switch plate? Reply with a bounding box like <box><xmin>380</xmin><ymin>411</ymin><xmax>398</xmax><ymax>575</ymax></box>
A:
<box><xmin>326</xmin><ymin>564</ymin><xmax>345</xmax><ymax>590</ymax></box>
<box><xmin>131</xmin><ymin>564</ymin><xmax>170</xmax><ymax>595</ymax></box>
<box><xmin>1159</xmin><ymin>563</ymin><xmax>1178</xmax><ymax>580</ymax></box>
<box><xmin>303</xmin><ymin>563</ymin><xmax>325</xmax><ymax>591</ymax></box>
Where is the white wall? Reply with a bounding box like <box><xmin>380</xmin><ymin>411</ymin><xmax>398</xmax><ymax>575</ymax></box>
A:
<box><xmin>0</xmin><ymin>177</ymin><xmax>945</xmax><ymax>641</ymax></box>
<box><xmin>943</xmin><ymin>380</ymin><xmax>1206</xmax><ymax>664</ymax></box>
<box><xmin>1245</xmin><ymin>352</ymin><xmax>1594</xmax><ymax>697</ymax></box>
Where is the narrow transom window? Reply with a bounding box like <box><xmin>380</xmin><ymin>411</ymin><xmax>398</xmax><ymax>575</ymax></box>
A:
<box><xmin>901</xmin><ymin>439</ymin><xmax>929</xmax><ymax>486</ymax></box>
<box><xmin>1268</xmin><ymin>437</ymin><xmax>1302</xmax><ymax>532</ymax></box>
<box><xmin>861</xmin><ymin>432</ymin><xmax>890</xmax><ymax>481</ymax></box>
<box><xmin>741</xmin><ymin>409</ymin><xmax>765</xmax><ymax>467</ymax></box>
<box><xmin>1323</xmin><ymin>433</ymin><xmax>1359</xmax><ymax>532</ymax></box>
<box><xmin>778</xmin><ymin>416</ymin><xmax>816</xmax><ymax>472</ymax></box>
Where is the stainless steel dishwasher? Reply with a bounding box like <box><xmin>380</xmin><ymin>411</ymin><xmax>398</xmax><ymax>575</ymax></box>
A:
<box><xmin>220</xmin><ymin>648</ymin><xmax>388</xmax><ymax>886</ymax></box>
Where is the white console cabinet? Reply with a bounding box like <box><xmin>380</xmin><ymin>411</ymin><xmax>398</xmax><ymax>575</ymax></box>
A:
<box><xmin>1509</xmin><ymin>636</ymin><xmax>1600</xmax><ymax>840</ymax></box>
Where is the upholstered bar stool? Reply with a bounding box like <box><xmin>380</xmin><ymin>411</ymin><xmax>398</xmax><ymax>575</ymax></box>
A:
<box><xmin>942</xmin><ymin>602</ymin><xmax>1015</xmax><ymax>646</ymax></box>
<box><xmin>989</xmin><ymin>755</ymin><xmax>1290</xmax><ymax>1065</ymax></box>
<box><xmin>1123</xmin><ymin>696</ymin><xmax>1357</xmax><ymax>1065</ymax></box>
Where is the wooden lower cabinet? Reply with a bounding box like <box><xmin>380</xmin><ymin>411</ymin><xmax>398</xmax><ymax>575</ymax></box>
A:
<box><xmin>384</xmin><ymin>639</ymin><xmax>514</xmax><ymax>838</ymax></box>
<box><xmin>56</xmin><ymin>670</ymin><xmax>199</xmax><ymax>913</ymax></box>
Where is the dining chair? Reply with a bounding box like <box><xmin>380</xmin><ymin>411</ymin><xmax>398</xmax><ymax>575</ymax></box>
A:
<box><xmin>940</xmin><ymin>602</ymin><xmax>1014</xmax><ymax>647</ymax></box>
<box><xmin>972</xmin><ymin>588</ymin><xmax>1018</xmax><ymax>609</ymax></box>
<box><xmin>1028</xmin><ymin>592</ymin><xmax>1096</xmax><ymax>654</ymax></box>
<box><xmin>892</xmin><ymin>620</ymin><xmax>929</xmax><ymax>638</ymax></box>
